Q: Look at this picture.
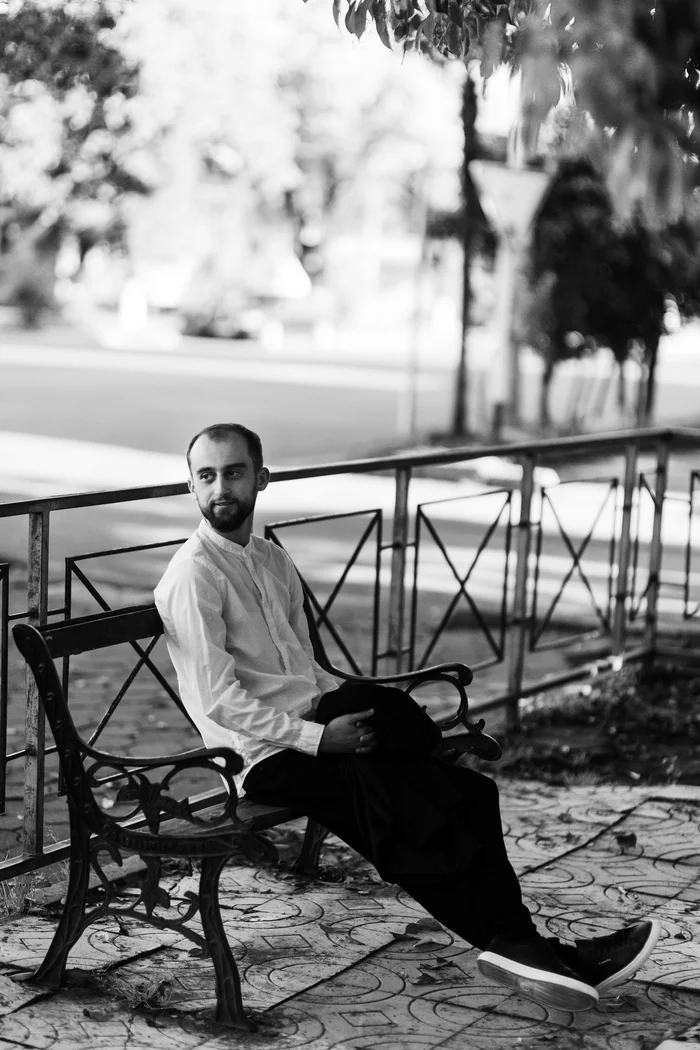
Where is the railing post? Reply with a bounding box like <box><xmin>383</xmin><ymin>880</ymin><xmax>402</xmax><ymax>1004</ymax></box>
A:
<box><xmin>643</xmin><ymin>435</ymin><xmax>670</xmax><ymax>656</ymax></box>
<box><xmin>24</xmin><ymin>510</ymin><xmax>49</xmax><ymax>856</ymax></box>
<box><xmin>612</xmin><ymin>441</ymin><xmax>638</xmax><ymax>657</ymax></box>
<box><xmin>505</xmin><ymin>454</ymin><xmax>536</xmax><ymax>730</ymax></box>
<box><xmin>387</xmin><ymin>466</ymin><xmax>411</xmax><ymax>674</ymax></box>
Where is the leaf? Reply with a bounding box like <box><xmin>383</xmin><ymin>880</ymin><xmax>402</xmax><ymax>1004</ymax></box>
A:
<box><xmin>154</xmin><ymin>886</ymin><xmax>171</xmax><ymax>909</ymax></box>
<box><xmin>412</xmin><ymin>937</ymin><xmax>451</xmax><ymax>951</ymax></box>
<box><xmin>419</xmin><ymin>958</ymin><xmax>452</xmax><ymax>971</ymax></box>
<box><xmin>411</xmin><ymin>971</ymin><xmax>439</xmax><ymax>985</ymax></box>
<box><xmin>372</xmin><ymin>0</ymin><xmax>393</xmax><ymax>49</ymax></box>
<box><xmin>82</xmin><ymin>1008</ymin><xmax>113</xmax><ymax>1021</ymax></box>
<box><xmin>446</xmin><ymin>22</ymin><xmax>464</xmax><ymax>57</ymax></box>
<box><xmin>144</xmin><ymin>1015</ymin><xmax>166</xmax><ymax>1029</ymax></box>
<box><xmin>404</xmin><ymin>918</ymin><xmax>444</xmax><ymax>934</ymax></box>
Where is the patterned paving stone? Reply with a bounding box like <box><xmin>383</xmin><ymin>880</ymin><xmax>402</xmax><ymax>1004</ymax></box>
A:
<box><xmin>0</xmin><ymin>971</ymin><xmax>48</xmax><ymax>1016</ymax></box>
<box><xmin>0</xmin><ymin>782</ymin><xmax>697</xmax><ymax>1049</ymax></box>
<box><xmin>275</xmin><ymin>937</ymin><xmax>700</xmax><ymax>1050</ymax></box>
<box><xmin>587</xmin><ymin>799</ymin><xmax>700</xmax><ymax>868</ymax></box>
<box><xmin>495</xmin><ymin>782</ymin><xmax>644</xmax><ymax>877</ymax></box>
<box><xmin>0</xmin><ymin>915</ymin><xmax>179</xmax><ymax>972</ymax></box>
<box><xmin>102</xmin><ymin>865</ymin><xmax>419</xmax><ymax>1016</ymax></box>
<box><xmin>0</xmin><ymin>986</ymin><xmax>329</xmax><ymax>1050</ymax></box>
<box><xmin>521</xmin><ymin>850</ymin><xmax>700</xmax><ymax>904</ymax></box>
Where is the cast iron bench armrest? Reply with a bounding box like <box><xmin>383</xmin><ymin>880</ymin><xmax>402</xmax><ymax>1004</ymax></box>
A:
<box><xmin>323</xmin><ymin>660</ymin><xmax>473</xmax><ymax>687</ymax></box>
<box><xmin>322</xmin><ymin>661</ymin><xmax>478</xmax><ymax>731</ymax></box>
<box><xmin>76</xmin><ymin>741</ymin><xmax>244</xmax><ymax>775</ymax></box>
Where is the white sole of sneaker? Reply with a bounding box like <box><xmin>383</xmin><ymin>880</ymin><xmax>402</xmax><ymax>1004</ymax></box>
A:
<box><xmin>596</xmin><ymin>918</ymin><xmax>662</xmax><ymax>994</ymax></box>
<box><xmin>478</xmin><ymin>953</ymin><xmax>599</xmax><ymax>1012</ymax></box>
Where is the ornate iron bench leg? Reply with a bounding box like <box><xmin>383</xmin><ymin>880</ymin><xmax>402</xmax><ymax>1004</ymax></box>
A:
<box><xmin>32</xmin><ymin>819</ymin><xmax>92</xmax><ymax>987</ymax></box>
<box><xmin>294</xmin><ymin>818</ymin><xmax>330</xmax><ymax>877</ymax></box>
<box><xmin>199</xmin><ymin>854</ymin><xmax>256</xmax><ymax>1031</ymax></box>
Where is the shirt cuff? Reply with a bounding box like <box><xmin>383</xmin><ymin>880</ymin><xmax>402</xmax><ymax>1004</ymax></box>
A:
<box><xmin>296</xmin><ymin>719</ymin><xmax>325</xmax><ymax>757</ymax></box>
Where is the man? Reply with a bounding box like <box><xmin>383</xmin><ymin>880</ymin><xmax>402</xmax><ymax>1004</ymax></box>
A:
<box><xmin>155</xmin><ymin>422</ymin><xmax>660</xmax><ymax>1015</ymax></box>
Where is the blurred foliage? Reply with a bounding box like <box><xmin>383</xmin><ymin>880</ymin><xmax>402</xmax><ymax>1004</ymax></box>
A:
<box><xmin>317</xmin><ymin>1</ymin><xmax>700</xmax><ymax>225</ymax></box>
<box><xmin>0</xmin><ymin>0</ymin><xmax>464</xmax><ymax>325</ymax></box>
<box><xmin>0</xmin><ymin>0</ymin><xmax>154</xmax><ymax>321</ymax></box>
<box><xmin>122</xmin><ymin>0</ymin><xmax>463</xmax><ymax>322</ymax></box>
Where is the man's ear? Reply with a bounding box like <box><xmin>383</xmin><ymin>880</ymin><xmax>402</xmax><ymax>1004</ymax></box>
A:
<box><xmin>258</xmin><ymin>467</ymin><xmax>270</xmax><ymax>491</ymax></box>
<box><xmin>187</xmin><ymin>477</ymin><xmax>195</xmax><ymax>495</ymax></box>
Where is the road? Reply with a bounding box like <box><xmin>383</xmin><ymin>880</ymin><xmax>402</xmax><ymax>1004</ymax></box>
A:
<box><xmin>0</xmin><ymin>332</ymin><xmax>697</xmax><ymax>657</ymax></box>
<box><xmin>0</xmin><ymin>338</ymin><xmax>454</xmax><ymax>467</ymax></box>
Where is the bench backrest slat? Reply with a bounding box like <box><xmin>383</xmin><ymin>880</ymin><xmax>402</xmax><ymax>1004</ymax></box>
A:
<box><xmin>40</xmin><ymin>604</ymin><xmax>164</xmax><ymax>658</ymax></box>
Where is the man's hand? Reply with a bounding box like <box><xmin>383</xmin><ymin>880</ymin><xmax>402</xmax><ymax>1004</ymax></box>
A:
<box><xmin>318</xmin><ymin>709</ymin><xmax>377</xmax><ymax>754</ymax></box>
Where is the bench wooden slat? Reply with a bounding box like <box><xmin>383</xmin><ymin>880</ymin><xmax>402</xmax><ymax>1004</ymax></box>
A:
<box><xmin>41</xmin><ymin>604</ymin><xmax>163</xmax><ymax>658</ymax></box>
<box><xmin>148</xmin><ymin>800</ymin><xmax>300</xmax><ymax>840</ymax></box>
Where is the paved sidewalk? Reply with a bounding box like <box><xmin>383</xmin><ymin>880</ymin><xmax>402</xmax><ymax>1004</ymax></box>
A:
<box><xmin>0</xmin><ymin>780</ymin><xmax>697</xmax><ymax>1049</ymax></box>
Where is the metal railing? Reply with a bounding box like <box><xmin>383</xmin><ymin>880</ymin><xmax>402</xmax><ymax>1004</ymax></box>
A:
<box><xmin>1</xmin><ymin>426</ymin><xmax>699</xmax><ymax>882</ymax></box>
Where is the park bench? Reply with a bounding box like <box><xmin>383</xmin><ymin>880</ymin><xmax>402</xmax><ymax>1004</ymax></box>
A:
<box><xmin>12</xmin><ymin>595</ymin><xmax>500</xmax><ymax>1030</ymax></box>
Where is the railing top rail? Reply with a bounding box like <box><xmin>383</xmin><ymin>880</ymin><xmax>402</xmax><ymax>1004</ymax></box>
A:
<box><xmin>0</xmin><ymin>426</ymin><xmax>696</xmax><ymax>520</ymax></box>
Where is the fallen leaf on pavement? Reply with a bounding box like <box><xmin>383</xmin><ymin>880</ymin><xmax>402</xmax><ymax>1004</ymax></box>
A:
<box><xmin>83</xmin><ymin>1008</ymin><xmax>113</xmax><ymax>1022</ymax></box>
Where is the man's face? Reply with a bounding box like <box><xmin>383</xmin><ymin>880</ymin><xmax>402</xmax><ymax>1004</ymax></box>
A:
<box><xmin>188</xmin><ymin>433</ymin><xmax>269</xmax><ymax>536</ymax></box>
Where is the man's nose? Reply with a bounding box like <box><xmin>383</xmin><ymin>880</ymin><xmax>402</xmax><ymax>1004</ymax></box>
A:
<box><xmin>213</xmin><ymin>476</ymin><xmax>229</xmax><ymax>498</ymax></box>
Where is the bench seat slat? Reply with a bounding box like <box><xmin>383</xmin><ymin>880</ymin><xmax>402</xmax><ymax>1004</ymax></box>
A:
<box><xmin>144</xmin><ymin>800</ymin><xmax>300</xmax><ymax>841</ymax></box>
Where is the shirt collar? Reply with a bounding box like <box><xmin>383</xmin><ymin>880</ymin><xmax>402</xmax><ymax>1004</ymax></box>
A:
<box><xmin>198</xmin><ymin>518</ymin><xmax>256</xmax><ymax>558</ymax></box>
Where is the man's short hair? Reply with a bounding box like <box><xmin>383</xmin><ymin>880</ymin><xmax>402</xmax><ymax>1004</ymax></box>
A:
<box><xmin>186</xmin><ymin>424</ymin><xmax>264</xmax><ymax>474</ymax></box>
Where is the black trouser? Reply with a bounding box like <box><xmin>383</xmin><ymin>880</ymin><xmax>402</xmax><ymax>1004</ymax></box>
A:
<box><xmin>243</xmin><ymin>705</ymin><xmax>538</xmax><ymax>951</ymax></box>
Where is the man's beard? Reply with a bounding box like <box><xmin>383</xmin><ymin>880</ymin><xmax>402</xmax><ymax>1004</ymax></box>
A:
<box><xmin>201</xmin><ymin>497</ymin><xmax>254</xmax><ymax>534</ymax></box>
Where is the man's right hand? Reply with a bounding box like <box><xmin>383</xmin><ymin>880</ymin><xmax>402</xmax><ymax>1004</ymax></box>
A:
<box><xmin>318</xmin><ymin>709</ymin><xmax>377</xmax><ymax>754</ymax></box>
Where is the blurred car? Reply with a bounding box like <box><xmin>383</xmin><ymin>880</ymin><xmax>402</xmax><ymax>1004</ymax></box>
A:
<box><xmin>181</xmin><ymin>305</ymin><xmax>266</xmax><ymax>340</ymax></box>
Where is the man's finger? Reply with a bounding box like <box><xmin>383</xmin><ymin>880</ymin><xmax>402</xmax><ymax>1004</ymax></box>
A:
<box><xmin>351</xmin><ymin>709</ymin><xmax>374</xmax><ymax>723</ymax></box>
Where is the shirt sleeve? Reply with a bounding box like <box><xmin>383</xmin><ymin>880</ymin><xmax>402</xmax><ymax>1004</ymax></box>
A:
<box><xmin>155</xmin><ymin>561</ymin><xmax>325</xmax><ymax>755</ymax></box>
<box><xmin>286</xmin><ymin>561</ymin><xmax>342</xmax><ymax>700</ymax></box>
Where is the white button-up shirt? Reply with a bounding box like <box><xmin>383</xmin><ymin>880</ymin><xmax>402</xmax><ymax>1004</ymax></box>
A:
<box><xmin>154</xmin><ymin>520</ymin><xmax>339</xmax><ymax>791</ymax></box>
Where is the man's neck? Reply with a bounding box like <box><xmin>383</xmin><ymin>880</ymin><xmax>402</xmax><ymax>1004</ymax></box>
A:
<box><xmin>204</xmin><ymin>517</ymin><xmax>254</xmax><ymax>547</ymax></box>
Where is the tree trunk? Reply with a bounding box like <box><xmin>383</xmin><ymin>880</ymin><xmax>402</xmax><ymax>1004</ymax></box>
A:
<box><xmin>617</xmin><ymin>359</ymin><xmax>626</xmax><ymax>411</ymax></box>
<box><xmin>6</xmin><ymin>221</ymin><xmax>60</xmax><ymax>328</ymax></box>
<box><xmin>451</xmin><ymin>73</ymin><xmax>478</xmax><ymax>437</ymax></box>
<box><xmin>539</xmin><ymin>355</ymin><xmax>554</xmax><ymax>430</ymax></box>
<box><xmin>643</xmin><ymin>334</ymin><xmax>660</xmax><ymax>424</ymax></box>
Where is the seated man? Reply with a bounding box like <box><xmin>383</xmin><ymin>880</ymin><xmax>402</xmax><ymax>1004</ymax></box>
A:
<box><xmin>154</xmin><ymin>422</ymin><xmax>659</xmax><ymax>1014</ymax></box>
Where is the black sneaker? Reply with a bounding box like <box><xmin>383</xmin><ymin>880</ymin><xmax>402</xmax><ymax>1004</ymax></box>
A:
<box><xmin>477</xmin><ymin>935</ymin><xmax>599</xmax><ymax>1012</ymax></box>
<box><xmin>569</xmin><ymin>919</ymin><xmax>661</xmax><ymax>994</ymax></box>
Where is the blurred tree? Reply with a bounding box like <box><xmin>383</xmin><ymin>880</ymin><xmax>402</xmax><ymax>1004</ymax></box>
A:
<box><xmin>518</xmin><ymin>158</ymin><xmax>611</xmax><ymax>428</ymax></box>
<box><xmin>314</xmin><ymin>1</ymin><xmax>700</xmax><ymax>225</ymax></box>
<box><xmin>0</xmin><ymin>0</ymin><xmax>151</xmax><ymax>324</ymax></box>
<box><xmin>520</xmin><ymin>157</ymin><xmax>700</xmax><ymax>428</ymax></box>
<box><xmin>123</xmin><ymin>0</ymin><xmax>462</xmax><ymax>330</ymax></box>
<box><xmin>425</xmin><ymin>74</ymin><xmax>496</xmax><ymax>436</ymax></box>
